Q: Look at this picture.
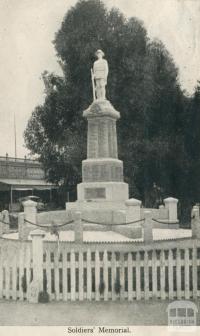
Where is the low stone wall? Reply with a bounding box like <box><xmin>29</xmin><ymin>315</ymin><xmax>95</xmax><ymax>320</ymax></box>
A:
<box><xmin>141</xmin><ymin>207</ymin><xmax>170</xmax><ymax>221</ymax></box>
<box><xmin>14</xmin><ymin>196</ymin><xmax>181</xmax><ymax>241</ymax></box>
<box><xmin>37</xmin><ymin>210</ymin><xmax>70</xmax><ymax>224</ymax></box>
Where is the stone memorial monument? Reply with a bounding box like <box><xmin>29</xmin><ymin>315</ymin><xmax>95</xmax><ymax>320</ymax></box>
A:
<box><xmin>77</xmin><ymin>50</ymin><xmax>129</xmax><ymax>207</ymax></box>
<box><xmin>66</xmin><ymin>50</ymin><xmax>178</xmax><ymax>228</ymax></box>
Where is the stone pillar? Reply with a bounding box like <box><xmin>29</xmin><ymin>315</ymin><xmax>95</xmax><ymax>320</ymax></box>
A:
<box><xmin>108</xmin><ymin>120</ymin><xmax>114</xmax><ymax>158</ymax></box>
<box><xmin>164</xmin><ymin>197</ymin><xmax>178</xmax><ymax>222</ymax></box>
<box><xmin>83</xmin><ymin>100</ymin><xmax>120</xmax><ymax>159</ymax></box>
<box><xmin>87</xmin><ymin>120</ymin><xmax>98</xmax><ymax>158</ymax></box>
<box><xmin>23</xmin><ymin>200</ymin><xmax>37</xmax><ymax>239</ymax></box>
<box><xmin>112</xmin><ymin>121</ymin><xmax>118</xmax><ymax>158</ymax></box>
<box><xmin>79</xmin><ymin>99</ymin><xmax>129</xmax><ymax>202</ymax></box>
<box><xmin>29</xmin><ymin>229</ymin><xmax>45</xmax><ymax>303</ymax></box>
<box><xmin>100</xmin><ymin>119</ymin><xmax>109</xmax><ymax>157</ymax></box>
<box><xmin>87</xmin><ymin>119</ymin><xmax>92</xmax><ymax>157</ymax></box>
<box><xmin>143</xmin><ymin>210</ymin><xmax>153</xmax><ymax>243</ymax></box>
<box><xmin>191</xmin><ymin>206</ymin><xmax>200</xmax><ymax>239</ymax></box>
<box><xmin>74</xmin><ymin>211</ymin><xmax>83</xmax><ymax>243</ymax></box>
<box><xmin>125</xmin><ymin>198</ymin><xmax>141</xmax><ymax>222</ymax></box>
<box><xmin>108</xmin><ymin>119</ymin><xmax>113</xmax><ymax>157</ymax></box>
<box><xmin>1</xmin><ymin>210</ymin><xmax>10</xmax><ymax>233</ymax></box>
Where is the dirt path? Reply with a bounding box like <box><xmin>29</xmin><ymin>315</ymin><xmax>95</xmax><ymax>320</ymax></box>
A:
<box><xmin>0</xmin><ymin>299</ymin><xmax>199</xmax><ymax>326</ymax></box>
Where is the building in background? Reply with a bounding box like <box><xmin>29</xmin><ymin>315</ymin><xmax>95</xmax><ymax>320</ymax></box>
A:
<box><xmin>0</xmin><ymin>155</ymin><xmax>57</xmax><ymax>211</ymax></box>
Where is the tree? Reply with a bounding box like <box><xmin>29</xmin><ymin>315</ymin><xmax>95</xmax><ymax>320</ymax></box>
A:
<box><xmin>24</xmin><ymin>0</ymin><xmax>187</xmax><ymax>212</ymax></box>
<box><xmin>177</xmin><ymin>81</ymin><xmax>200</xmax><ymax>222</ymax></box>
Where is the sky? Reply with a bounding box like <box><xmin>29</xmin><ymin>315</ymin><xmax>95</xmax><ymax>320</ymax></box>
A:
<box><xmin>0</xmin><ymin>0</ymin><xmax>199</xmax><ymax>158</ymax></box>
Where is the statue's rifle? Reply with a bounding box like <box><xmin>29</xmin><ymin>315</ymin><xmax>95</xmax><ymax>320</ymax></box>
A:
<box><xmin>91</xmin><ymin>68</ymin><xmax>96</xmax><ymax>101</ymax></box>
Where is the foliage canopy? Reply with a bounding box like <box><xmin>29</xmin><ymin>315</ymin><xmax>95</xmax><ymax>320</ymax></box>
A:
<box><xmin>24</xmin><ymin>0</ymin><xmax>199</xmax><ymax>221</ymax></box>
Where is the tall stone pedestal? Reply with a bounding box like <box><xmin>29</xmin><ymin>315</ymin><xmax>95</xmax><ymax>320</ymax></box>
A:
<box><xmin>77</xmin><ymin>99</ymin><xmax>129</xmax><ymax>203</ymax></box>
<box><xmin>65</xmin><ymin>99</ymin><xmax>142</xmax><ymax>238</ymax></box>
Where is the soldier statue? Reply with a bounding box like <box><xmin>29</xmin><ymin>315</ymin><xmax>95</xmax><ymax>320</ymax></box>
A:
<box><xmin>91</xmin><ymin>49</ymin><xmax>109</xmax><ymax>100</ymax></box>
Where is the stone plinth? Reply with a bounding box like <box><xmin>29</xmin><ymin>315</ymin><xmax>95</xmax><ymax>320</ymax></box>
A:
<box><xmin>77</xmin><ymin>181</ymin><xmax>128</xmax><ymax>202</ymax></box>
<box><xmin>66</xmin><ymin>98</ymin><xmax>132</xmax><ymax>230</ymax></box>
<box><xmin>78</xmin><ymin>99</ymin><xmax>129</xmax><ymax>202</ymax></box>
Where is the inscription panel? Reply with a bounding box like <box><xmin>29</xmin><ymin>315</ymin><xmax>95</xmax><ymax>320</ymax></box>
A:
<box><xmin>82</xmin><ymin>160</ymin><xmax>123</xmax><ymax>182</ymax></box>
<box><xmin>84</xmin><ymin>188</ymin><xmax>106</xmax><ymax>199</ymax></box>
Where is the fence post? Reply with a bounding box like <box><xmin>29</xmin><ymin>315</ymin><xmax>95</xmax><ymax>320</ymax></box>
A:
<box><xmin>164</xmin><ymin>197</ymin><xmax>178</xmax><ymax>222</ymax></box>
<box><xmin>191</xmin><ymin>206</ymin><xmax>200</xmax><ymax>238</ymax></box>
<box><xmin>28</xmin><ymin>229</ymin><xmax>45</xmax><ymax>303</ymax></box>
<box><xmin>74</xmin><ymin>211</ymin><xmax>83</xmax><ymax>243</ymax></box>
<box><xmin>23</xmin><ymin>200</ymin><xmax>37</xmax><ymax>239</ymax></box>
<box><xmin>143</xmin><ymin>210</ymin><xmax>153</xmax><ymax>243</ymax></box>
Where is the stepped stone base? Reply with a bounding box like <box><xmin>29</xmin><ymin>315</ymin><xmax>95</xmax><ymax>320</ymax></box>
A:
<box><xmin>70</xmin><ymin>200</ymin><xmax>127</xmax><ymax>211</ymax></box>
<box><xmin>77</xmin><ymin>181</ymin><xmax>129</xmax><ymax>202</ymax></box>
<box><xmin>65</xmin><ymin>200</ymin><xmax>142</xmax><ymax>239</ymax></box>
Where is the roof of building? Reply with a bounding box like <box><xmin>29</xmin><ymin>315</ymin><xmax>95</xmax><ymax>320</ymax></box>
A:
<box><xmin>0</xmin><ymin>178</ymin><xmax>56</xmax><ymax>190</ymax></box>
<box><xmin>0</xmin><ymin>156</ymin><xmax>39</xmax><ymax>164</ymax></box>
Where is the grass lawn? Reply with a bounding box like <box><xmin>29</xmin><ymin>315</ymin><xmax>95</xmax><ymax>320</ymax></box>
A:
<box><xmin>0</xmin><ymin>299</ymin><xmax>200</xmax><ymax>326</ymax></box>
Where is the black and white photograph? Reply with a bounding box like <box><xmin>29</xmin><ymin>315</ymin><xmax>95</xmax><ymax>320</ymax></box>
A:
<box><xmin>0</xmin><ymin>0</ymin><xmax>200</xmax><ymax>334</ymax></box>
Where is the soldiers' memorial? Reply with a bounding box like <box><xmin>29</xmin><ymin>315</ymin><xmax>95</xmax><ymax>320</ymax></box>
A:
<box><xmin>0</xmin><ymin>0</ymin><xmax>200</xmax><ymax>330</ymax></box>
<box><xmin>0</xmin><ymin>47</ymin><xmax>200</xmax><ymax>302</ymax></box>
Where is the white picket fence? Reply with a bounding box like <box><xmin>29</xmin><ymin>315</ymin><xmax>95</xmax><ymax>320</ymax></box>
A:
<box><xmin>1</xmin><ymin>237</ymin><xmax>200</xmax><ymax>301</ymax></box>
<box><xmin>0</xmin><ymin>239</ymin><xmax>32</xmax><ymax>300</ymax></box>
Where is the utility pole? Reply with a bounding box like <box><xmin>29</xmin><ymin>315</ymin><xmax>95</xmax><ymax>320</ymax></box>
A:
<box><xmin>14</xmin><ymin>112</ymin><xmax>17</xmax><ymax>160</ymax></box>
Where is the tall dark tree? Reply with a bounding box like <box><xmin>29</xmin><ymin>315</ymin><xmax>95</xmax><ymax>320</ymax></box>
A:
<box><xmin>24</xmin><ymin>0</ymin><xmax>189</xmax><ymax>215</ymax></box>
<box><xmin>177</xmin><ymin>81</ymin><xmax>200</xmax><ymax>222</ymax></box>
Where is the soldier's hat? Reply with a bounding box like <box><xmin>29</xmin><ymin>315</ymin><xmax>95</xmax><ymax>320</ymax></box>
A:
<box><xmin>95</xmin><ymin>49</ymin><xmax>105</xmax><ymax>57</ymax></box>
